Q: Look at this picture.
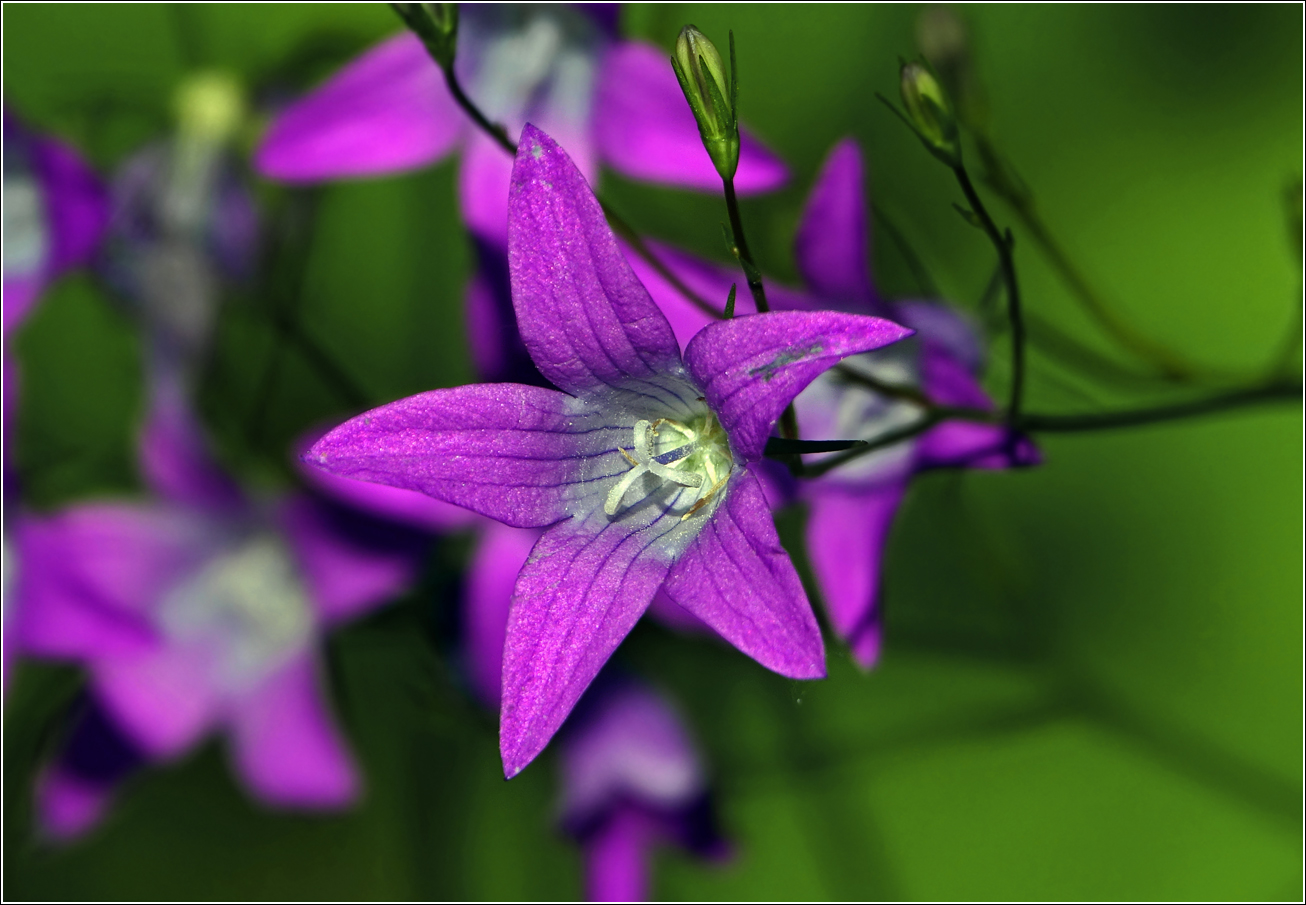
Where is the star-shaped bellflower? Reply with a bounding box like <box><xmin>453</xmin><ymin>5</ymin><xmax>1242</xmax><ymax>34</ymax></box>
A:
<box><xmin>12</xmin><ymin>376</ymin><xmax>426</xmax><ymax>837</ymax></box>
<box><xmin>306</xmin><ymin>126</ymin><xmax>913</xmax><ymax>777</ymax></box>
<box><xmin>625</xmin><ymin>138</ymin><xmax>1039</xmax><ymax>668</ymax></box>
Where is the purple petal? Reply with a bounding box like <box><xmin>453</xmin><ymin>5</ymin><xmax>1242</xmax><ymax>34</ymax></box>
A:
<box><xmin>594</xmin><ymin>42</ymin><xmax>788</xmax><ymax>194</ymax></box>
<box><xmin>584</xmin><ymin>807</ymin><xmax>654</xmax><ymax>902</ymax></box>
<box><xmin>295</xmin><ymin>425</ymin><xmax>478</xmax><ymax>532</ymax></box>
<box><xmin>500</xmin><ymin>513</ymin><xmax>682</xmax><ymax>778</ymax></box>
<box><xmin>805</xmin><ymin>484</ymin><xmax>905</xmax><ymax>669</ymax></box>
<box><xmin>685</xmin><ymin>310</ymin><xmax>914</xmax><ymax>461</ymax></box>
<box><xmin>794</xmin><ymin>138</ymin><xmax>875</xmax><ymax>310</ymax></box>
<box><xmin>560</xmin><ymin>677</ymin><xmax>705</xmax><ymax>824</ymax></box>
<box><xmin>91</xmin><ymin>642</ymin><xmax>220</xmax><ymax>757</ymax></box>
<box><xmin>459</xmin><ymin>131</ymin><xmax>517</xmax><ymax>247</ymax></box>
<box><xmin>914</xmin><ymin>342</ymin><xmax>1040</xmax><ymax>470</ymax></box>
<box><xmin>306</xmin><ymin>383</ymin><xmax>614</xmax><ymax>529</ymax></box>
<box><xmin>463</xmin><ymin>521</ymin><xmax>539</xmax><ymax>708</ymax></box>
<box><xmin>10</xmin><ymin>516</ymin><xmax>157</xmax><ymax>660</ymax></box>
<box><xmin>16</xmin><ymin>503</ymin><xmax>218</xmax><ymax>636</ymax></box>
<box><xmin>138</xmin><ymin>371</ymin><xmax>247</xmax><ymax>514</ymax></box>
<box><xmin>621</xmin><ymin>238</ymin><xmax>816</xmax><ymax>349</ymax></box>
<box><xmin>893</xmin><ymin>301</ymin><xmax>986</xmax><ymax>375</ymax></box>
<box><xmin>509</xmin><ymin>125</ymin><xmax>684</xmax><ymax>397</ymax></box>
<box><xmin>3</xmin><ymin>275</ymin><xmax>43</xmax><ymax>335</ymax></box>
<box><xmin>646</xmin><ymin>591</ymin><xmax>716</xmax><ymax>635</ymax></box>
<box><xmin>255</xmin><ymin>32</ymin><xmax>463</xmax><ymax>182</ymax></box>
<box><xmin>278</xmin><ymin>494</ymin><xmax>425</xmax><ymax>626</ymax></box>
<box><xmin>228</xmin><ymin>654</ymin><xmax>358</xmax><ymax>808</ymax></box>
<box><xmin>36</xmin><ymin>766</ymin><xmax>115</xmax><ymax>841</ymax></box>
<box><xmin>661</xmin><ymin>469</ymin><xmax>825</xmax><ymax>679</ymax></box>
<box><xmin>32</xmin><ymin>128</ymin><xmax>111</xmax><ymax>279</ymax></box>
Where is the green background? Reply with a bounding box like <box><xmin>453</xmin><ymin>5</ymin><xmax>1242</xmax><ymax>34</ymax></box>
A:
<box><xmin>4</xmin><ymin>3</ymin><xmax>1301</xmax><ymax>900</ymax></box>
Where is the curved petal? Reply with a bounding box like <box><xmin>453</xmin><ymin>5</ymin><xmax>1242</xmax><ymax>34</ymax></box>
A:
<box><xmin>255</xmin><ymin>32</ymin><xmax>463</xmax><ymax>182</ymax></box>
<box><xmin>660</xmin><ymin>469</ymin><xmax>824</xmax><ymax>679</ymax></box>
<box><xmin>463</xmin><ymin>521</ymin><xmax>539</xmax><ymax>708</ymax></box>
<box><xmin>594</xmin><ymin>42</ymin><xmax>788</xmax><ymax>195</ymax></box>
<box><xmin>91</xmin><ymin>641</ymin><xmax>220</xmax><ymax>758</ymax></box>
<box><xmin>139</xmin><ymin>369</ymin><xmax>247</xmax><ymax>514</ymax></box>
<box><xmin>306</xmin><ymin>383</ymin><xmax>622</xmax><ymax>529</ymax></box>
<box><xmin>794</xmin><ymin>138</ymin><xmax>875</xmax><ymax>310</ymax></box>
<box><xmin>560</xmin><ymin>676</ymin><xmax>705</xmax><ymax>826</ymax></box>
<box><xmin>805</xmin><ymin>484</ymin><xmax>906</xmax><ymax>669</ymax></box>
<box><xmin>499</xmin><ymin>504</ymin><xmax>697</xmax><ymax>778</ymax></box>
<box><xmin>2</xmin><ymin>276</ymin><xmax>43</xmax><ymax>335</ymax></box>
<box><xmin>228</xmin><ymin>654</ymin><xmax>358</xmax><ymax>808</ymax></box>
<box><xmin>18</xmin><ymin>503</ymin><xmax>219</xmax><ymax>623</ymax></box>
<box><xmin>32</xmin><ymin>129</ymin><xmax>111</xmax><ymax>279</ymax></box>
<box><xmin>279</xmin><ymin>494</ymin><xmax>427</xmax><ymax>626</ymax></box>
<box><xmin>459</xmin><ymin>130</ymin><xmax>517</xmax><ymax>247</ymax></box>
<box><xmin>583</xmin><ymin>807</ymin><xmax>655</xmax><ymax>902</ymax></box>
<box><xmin>894</xmin><ymin>300</ymin><xmax>986</xmax><ymax>375</ymax></box>
<box><xmin>621</xmin><ymin>238</ymin><xmax>816</xmax><ymax>349</ymax></box>
<box><xmin>915</xmin><ymin>342</ymin><xmax>1040</xmax><ymax>470</ymax></box>
<box><xmin>509</xmin><ymin>125</ymin><xmax>684</xmax><ymax>398</ymax></box>
<box><xmin>685</xmin><ymin>310</ymin><xmax>914</xmax><ymax>461</ymax></box>
<box><xmin>36</xmin><ymin>766</ymin><xmax>116</xmax><ymax>841</ymax></box>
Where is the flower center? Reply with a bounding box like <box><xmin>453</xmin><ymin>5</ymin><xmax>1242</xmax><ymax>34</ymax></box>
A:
<box><xmin>158</xmin><ymin>534</ymin><xmax>312</xmax><ymax>690</ymax></box>
<box><xmin>604</xmin><ymin>412</ymin><xmax>733</xmax><ymax>519</ymax></box>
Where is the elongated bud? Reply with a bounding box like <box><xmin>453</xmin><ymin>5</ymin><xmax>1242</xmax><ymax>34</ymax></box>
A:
<box><xmin>899</xmin><ymin>61</ymin><xmax>960</xmax><ymax>166</ymax></box>
<box><xmin>174</xmin><ymin>71</ymin><xmax>244</xmax><ymax>146</ymax></box>
<box><xmin>392</xmin><ymin>2</ymin><xmax>459</xmax><ymax>69</ymax></box>
<box><xmin>671</xmin><ymin>25</ymin><xmax>739</xmax><ymax>180</ymax></box>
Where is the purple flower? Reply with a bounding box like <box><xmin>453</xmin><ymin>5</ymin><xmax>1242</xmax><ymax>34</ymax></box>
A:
<box><xmin>3</xmin><ymin>111</ymin><xmax>110</xmax><ymax>687</ymax></box>
<box><xmin>626</xmin><ymin>138</ymin><xmax>1038</xmax><ymax>668</ymax></box>
<box><xmin>559</xmin><ymin>673</ymin><xmax>728</xmax><ymax>902</ymax></box>
<box><xmin>305</xmin><ymin>125</ymin><xmax>912</xmax><ymax>776</ymax></box>
<box><xmin>10</xmin><ymin>382</ymin><xmax>425</xmax><ymax>832</ymax></box>
<box><xmin>254</xmin><ymin>5</ymin><xmax>788</xmax><ymax>248</ymax></box>
<box><xmin>2</xmin><ymin>109</ymin><xmax>110</xmax><ymax>337</ymax></box>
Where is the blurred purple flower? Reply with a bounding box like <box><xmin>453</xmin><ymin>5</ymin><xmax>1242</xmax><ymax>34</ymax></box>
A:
<box><xmin>627</xmin><ymin>138</ymin><xmax>1039</xmax><ymax>668</ymax></box>
<box><xmin>3</xmin><ymin>110</ymin><xmax>110</xmax><ymax>687</ymax></box>
<box><xmin>255</xmin><ymin>4</ymin><xmax>788</xmax><ymax>249</ymax></box>
<box><xmin>10</xmin><ymin>380</ymin><xmax>426</xmax><ymax>835</ymax></box>
<box><xmin>305</xmin><ymin>126</ymin><xmax>911</xmax><ymax>776</ymax></box>
<box><xmin>2</xmin><ymin>109</ymin><xmax>110</xmax><ymax>337</ymax></box>
<box><xmin>559</xmin><ymin>673</ymin><xmax>729</xmax><ymax>902</ymax></box>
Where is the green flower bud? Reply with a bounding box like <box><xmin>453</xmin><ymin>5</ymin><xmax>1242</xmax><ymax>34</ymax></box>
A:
<box><xmin>393</xmin><ymin>2</ymin><xmax>459</xmax><ymax>69</ymax></box>
<box><xmin>900</xmin><ymin>61</ymin><xmax>961</xmax><ymax>166</ymax></box>
<box><xmin>671</xmin><ymin>25</ymin><xmax>739</xmax><ymax>181</ymax></box>
<box><xmin>174</xmin><ymin>71</ymin><xmax>244</xmax><ymax>146</ymax></box>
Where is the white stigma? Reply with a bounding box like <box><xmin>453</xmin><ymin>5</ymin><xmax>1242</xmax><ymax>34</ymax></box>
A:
<box><xmin>604</xmin><ymin>414</ymin><xmax>732</xmax><ymax>519</ymax></box>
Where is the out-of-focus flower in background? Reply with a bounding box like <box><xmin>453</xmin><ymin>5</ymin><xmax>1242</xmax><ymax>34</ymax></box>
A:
<box><xmin>11</xmin><ymin>384</ymin><xmax>428</xmax><ymax>837</ymax></box>
<box><xmin>558</xmin><ymin>672</ymin><xmax>729</xmax><ymax>902</ymax></box>
<box><xmin>305</xmin><ymin>126</ymin><xmax>911</xmax><ymax>777</ymax></box>
<box><xmin>629</xmin><ymin>138</ymin><xmax>1038</xmax><ymax>667</ymax></box>
<box><xmin>254</xmin><ymin>4</ymin><xmax>787</xmax><ymax>247</ymax></box>
<box><xmin>96</xmin><ymin>71</ymin><xmax>260</xmax><ymax>391</ymax></box>
<box><xmin>3</xmin><ymin>110</ymin><xmax>110</xmax><ymax>687</ymax></box>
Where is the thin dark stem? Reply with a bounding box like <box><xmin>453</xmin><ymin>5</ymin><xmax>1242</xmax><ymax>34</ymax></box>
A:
<box><xmin>722</xmin><ymin>176</ymin><xmax>770</xmax><ymax>313</ymax></box>
<box><xmin>1018</xmin><ymin>381</ymin><xmax>1302</xmax><ymax>432</ymax></box>
<box><xmin>439</xmin><ymin>64</ymin><xmax>515</xmax><ymax>155</ymax></box>
<box><xmin>954</xmin><ymin>164</ymin><xmax>1025</xmax><ymax>421</ymax></box>
<box><xmin>975</xmin><ymin>136</ymin><xmax>1201</xmax><ymax>382</ymax></box>
<box><xmin>763</xmin><ymin>438</ymin><xmax>870</xmax><ymax>457</ymax></box>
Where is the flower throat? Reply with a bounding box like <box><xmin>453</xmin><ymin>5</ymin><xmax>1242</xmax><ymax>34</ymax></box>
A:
<box><xmin>605</xmin><ymin>412</ymin><xmax>733</xmax><ymax>520</ymax></box>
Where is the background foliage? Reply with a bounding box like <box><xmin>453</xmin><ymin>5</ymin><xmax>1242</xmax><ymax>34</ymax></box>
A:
<box><xmin>4</xmin><ymin>3</ymin><xmax>1301</xmax><ymax>899</ymax></box>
